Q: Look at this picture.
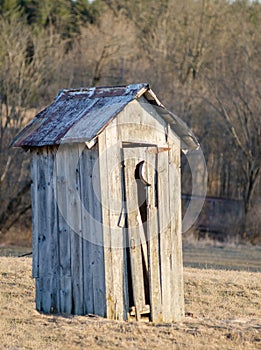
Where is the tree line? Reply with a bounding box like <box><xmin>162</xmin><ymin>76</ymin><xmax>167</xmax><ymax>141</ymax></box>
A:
<box><xmin>0</xmin><ymin>0</ymin><xmax>260</xmax><ymax>242</ymax></box>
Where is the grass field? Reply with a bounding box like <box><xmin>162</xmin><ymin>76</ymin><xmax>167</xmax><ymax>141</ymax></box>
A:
<box><xmin>0</xmin><ymin>247</ymin><xmax>260</xmax><ymax>350</ymax></box>
<box><xmin>183</xmin><ymin>243</ymin><xmax>261</xmax><ymax>272</ymax></box>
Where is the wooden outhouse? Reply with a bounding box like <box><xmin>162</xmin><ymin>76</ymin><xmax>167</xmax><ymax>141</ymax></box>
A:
<box><xmin>12</xmin><ymin>83</ymin><xmax>198</xmax><ymax>322</ymax></box>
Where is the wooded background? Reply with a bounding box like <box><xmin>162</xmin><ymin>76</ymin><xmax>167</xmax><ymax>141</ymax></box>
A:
<box><xmin>0</xmin><ymin>0</ymin><xmax>260</xmax><ymax>243</ymax></box>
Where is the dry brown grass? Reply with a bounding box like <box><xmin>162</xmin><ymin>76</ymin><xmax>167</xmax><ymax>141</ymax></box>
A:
<box><xmin>0</xmin><ymin>257</ymin><xmax>260</xmax><ymax>350</ymax></box>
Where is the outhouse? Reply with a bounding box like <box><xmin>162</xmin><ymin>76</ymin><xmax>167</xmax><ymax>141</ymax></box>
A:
<box><xmin>12</xmin><ymin>83</ymin><xmax>199</xmax><ymax>322</ymax></box>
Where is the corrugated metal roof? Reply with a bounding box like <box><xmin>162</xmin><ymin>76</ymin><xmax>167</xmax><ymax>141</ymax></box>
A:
<box><xmin>11</xmin><ymin>83</ymin><xmax>199</xmax><ymax>152</ymax></box>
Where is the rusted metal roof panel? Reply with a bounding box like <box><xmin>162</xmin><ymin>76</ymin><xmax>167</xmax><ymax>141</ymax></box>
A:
<box><xmin>60</xmin><ymin>97</ymin><xmax>134</xmax><ymax>144</ymax></box>
<box><xmin>11</xmin><ymin>83</ymin><xmax>199</xmax><ymax>151</ymax></box>
<box><xmin>11</xmin><ymin>83</ymin><xmax>148</xmax><ymax>148</ymax></box>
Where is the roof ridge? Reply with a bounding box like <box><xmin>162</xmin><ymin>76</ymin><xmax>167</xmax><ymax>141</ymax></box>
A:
<box><xmin>56</xmin><ymin>83</ymin><xmax>149</xmax><ymax>101</ymax></box>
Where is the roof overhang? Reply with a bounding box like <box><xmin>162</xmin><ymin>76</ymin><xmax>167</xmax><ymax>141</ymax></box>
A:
<box><xmin>10</xmin><ymin>83</ymin><xmax>199</xmax><ymax>153</ymax></box>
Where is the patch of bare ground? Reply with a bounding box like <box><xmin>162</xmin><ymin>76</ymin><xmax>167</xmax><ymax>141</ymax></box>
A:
<box><xmin>0</xmin><ymin>258</ymin><xmax>260</xmax><ymax>349</ymax></box>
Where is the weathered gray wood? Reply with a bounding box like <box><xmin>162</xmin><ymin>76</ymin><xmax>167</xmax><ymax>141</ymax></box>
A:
<box><xmin>117</xmin><ymin>99</ymin><xmax>167</xmax><ymax>147</ymax></box>
<box><xmin>65</xmin><ymin>144</ymin><xmax>84</xmax><ymax>315</ymax></box>
<box><xmin>91</xmin><ymin>147</ymin><xmax>106</xmax><ymax>317</ymax></box>
<box><xmin>31</xmin><ymin>152</ymin><xmax>39</xmax><ymax>279</ymax></box>
<box><xmin>60</xmin><ymin>276</ymin><xmax>72</xmax><ymax>314</ymax></box>
<box><xmin>99</xmin><ymin>122</ymin><xmax>125</xmax><ymax>320</ymax></box>
<box><xmin>41</xmin><ymin>276</ymin><xmax>52</xmax><ymax>313</ymax></box>
<box><xmin>119</xmin><ymin>148</ymin><xmax>129</xmax><ymax>320</ymax></box>
<box><xmin>38</xmin><ymin>147</ymin><xmax>60</xmax><ymax>313</ymax></box>
<box><xmin>115</xmin><ymin>120</ymin><xmax>130</xmax><ymax>320</ymax></box>
<box><xmin>107</xmin><ymin>132</ymin><xmax>124</xmax><ymax>320</ymax></box>
<box><xmin>70</xmin><ymin>218</ymin><xmax>83</xmax><ymax>315</ymax></box>
<box><xmin>157</xmin><ymin>148</ymin><xmax>172</xmax><ymax>322</ymax></box>
<box><xmin>37</xmin><ymin>148</ymin><xmax>51</xmax><ymax>312</ymax></box>
<box><xmin>30</xmin><ymin>94</ymin><xmax>185</xmax><ymax>320</ymax></box>
<box><xmin>122</xmin><ymin>225</ymin><xmax>129</xmax><ymax>320</ymax></box>
<box><xmin>55</xmin><ymin>145</ymin><xmax>72</xmax><ymax>313</ymax></box>
<box><xmin>37</xmin><ymin>148</ymin><xmax>48</xmax><ymax>277</ymax></box>
<box><xmin>35</xmin><ymin>278</ymin><xmax>41</xmax><ymax>311</ymax></box>
<box><xmin>48</xmin><ymin>148</ymin><xmax>60</xmax><ymax>313</ymax></box>
<box><xmin>145</xmin><ymin>147</ymin><xmax>162</xmax><ymax>322</ymax></box>
<box><xmin>80</xmin><ymin>145</ymin><xmax>106</xmax><ymax>316</ymax></box>
<box><xmin>80</xmin><ymin>147</ymin><xmax>95</xmax><ymax>315</ymax></box>
<box><xmin>123</xmin><ymin>147</ymin><xmax>146</xmax><ymax>321</ymax></box>
<box><xmin>98</xmin><ymin>129</ymin><xmax>114</xmax><ymax>319</ymax></box>
<box><xmin>168</xmin><ymin>127</ymin><xmax>184</xmax><ymax>321</ymax></box>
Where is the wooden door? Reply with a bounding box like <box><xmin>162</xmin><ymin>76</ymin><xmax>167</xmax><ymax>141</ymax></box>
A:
<box><xmin>122</xmin><ymin>145</ymin><xmax>161</xmax><ymax>321</ymax></box>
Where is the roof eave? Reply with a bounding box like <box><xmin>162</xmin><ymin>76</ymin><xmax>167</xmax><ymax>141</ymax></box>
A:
<box><xmin>140</xmin><ymin>89</ymin><xmax>199</xmax><ymax>153</ymax></box>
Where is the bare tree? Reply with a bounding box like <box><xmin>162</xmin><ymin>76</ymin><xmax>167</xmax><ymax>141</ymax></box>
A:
<box><xmin>0</xmin><ymin>14</ymin><xmax>65</xmax><ymax>237</ymax></box>
<box><xmin>203</xmin><ymin>1</ymin><xmax>261</xmax><ymax>232</ymax></box>
<box><xmin>68</xmin><ymin>9</ymin><xmax>137</xmax><ymax>87</ymax></box>
<box><xmin>212</xmin><ymin>65</ymin><xmax>260</xmax><ymax>217</ymax></box>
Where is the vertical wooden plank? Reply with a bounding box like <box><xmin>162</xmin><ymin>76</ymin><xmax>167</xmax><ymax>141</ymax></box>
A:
<box><xmin>35</xmin><ymin>278</ymin><xmax>41</xmax><ymax>311</ymax></box>
<box><xmin>47</xmin><ymin>147</ymin><xmax>60</xmax><ymax>313</ymax></box>
<box><xmin>60</xmin><ymin>276</ymin><xmax>72</xmax><ymax>314</ymax></box>
<box><xmin>157</xmin><ymin>148</ymin><xmax>172</xmax><ymax>322</ymax></box>
<box><xmin>120</xmin><ymin>147</ymin><xmax>129</xmax><ymax>321</ymax></box>
<box><xmin>168</xmin><ymin>130</ymin><xmax>184</xmax><ymax>321</ymax></box>
<box><xmin>117</xmin><ymin>120</ymin><xmax>132</xmax><ymax>321</ymax></box>
<box><xmin>55</xmin><ymin>145</ymin><xmax>72</xmax><ymax>314</ymax></box>
<box><xmin>80</xmin><ymin>147</ymin><xmax>94</xmax><ymax>315</ymax></box>
<box><xmin>33</xmin><ymin>148</ymin><xmax>57</xmax><ymax>312</ymax></box>
<box><xmin>91</xmin><ymin>147</ymin><xmax>106</xmax><ymax>316</ymax></box>
<box><xmin>70</xmin><ymin>227</ymin><xmax>83</xmax><ymax>316</ymax></box>
<box><xmin>123</xmin><ymin>147</ymin><xmax>146</xmax><ymax>321</ymax></box>
<box><xmin>98</xmin><ymin>122</ymin><xmax>125</xmax><ymax>320</ymax></box>
<box><xmin>35</xmin><ymin>147</ymin><xmax>60</xmax><ymax>313</ymax></box>
<box><xmin>145</xmin><ymin>147</ymin><xmax>162</xmax><ymax>322</ymax></box>
<box><xmin>37</xmin><ymin>148</ymin><xmax>48</xmax><ymax>278</ymax></box>
<box><xmin>122</xmin><ymin>225</ymin><xmax>129</xmax><ymax>320</ymax></box>
<box><xmin>41</xmin><ymin>276</ymin><xmax>52</xmax><ymax>313</ymax></box>
<box><xmin>37</xmin><ymin>148</ymin><xmax>52</xmax><ymax>312</ymax></box>
<box><xmin>98</xmin><ymin>130</ymin><xmax>114</xmax><ymax>319</ymax></box>
<box><xmin>65</xmin><ymin>144</ymin><xmax>84</xmax><ymax>315</ymax></box>
<box><xmin>109</xmin><ymin>138</ymin><xmax>125</xmax><ymax>321</ymax></box>
<box><xmin>80</xmin><ymin>145</ymin><xmax>105</xmax><ymax>317</ymax></box>
<box><xmin>31</xmin><ymin>151</ymin><xmax>39</xmax><ymax>279</ymax></box>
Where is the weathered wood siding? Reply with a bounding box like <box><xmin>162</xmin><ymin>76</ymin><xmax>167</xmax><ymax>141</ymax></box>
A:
<box><xmin>31</xmin><ymin>147</ymin><xmax>59</xmax><ymax>313</ymax></box>
<box><xmin>98</xmin><ymin>120</ymin><xmax>126</xmax><ymax>320</ymax></box>
<box><xmin>97</xmin><ymin>98</ymin><xmax>184</xmax><ymax>322</ymax></box>
<box><xmin>31</xmin><ymin>97</ymin><xmax>184</xmax><ymax>322</ymax></box>
<box><xmin>32</xmin><ymin>144</ymin><xmax>105</xmax><ymax>316</ymax></box>
<box><xmin>79</xmin><ymin>144</ymin><xmax>105</xmax><ymax>316</ymax></box>
<box><xmin>167</xmin><ymin>126</ymin><xmax>184</xmax><ymax>321</ymax></box>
